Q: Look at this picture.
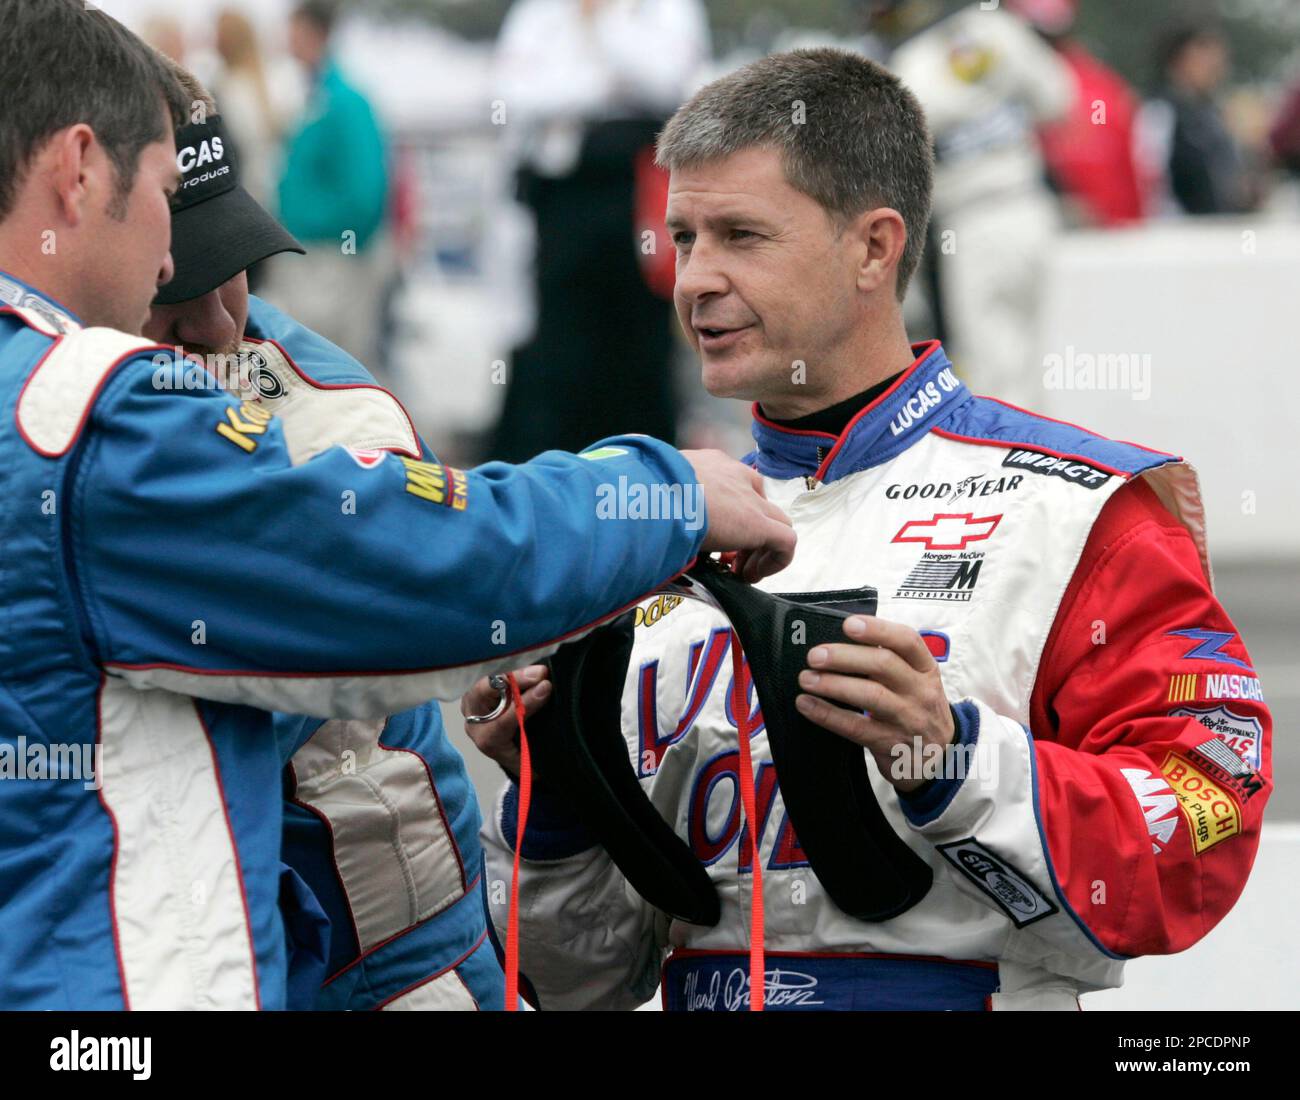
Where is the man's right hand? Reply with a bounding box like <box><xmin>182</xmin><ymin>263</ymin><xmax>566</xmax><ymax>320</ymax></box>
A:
<box><xmin>683</xmin><ymin>449</ymin><xmax>796</xmax><ymax>582</ymax></box>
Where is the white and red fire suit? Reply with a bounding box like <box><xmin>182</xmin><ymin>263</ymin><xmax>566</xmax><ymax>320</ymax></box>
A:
<box><xmin>483</xmin><ymin>341</ymin><xmax>1271</xmax><ymax>1011</ymax></box>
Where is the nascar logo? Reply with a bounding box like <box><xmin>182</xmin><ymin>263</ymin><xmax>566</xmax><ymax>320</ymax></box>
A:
<box><xmin>1167</xmin><ymin>672</ymin><xmax>1266</xmax><ymax>704</ymax></box>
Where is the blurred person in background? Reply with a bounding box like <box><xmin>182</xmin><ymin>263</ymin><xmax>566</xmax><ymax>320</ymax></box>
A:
<box><xmin>1139</xmin><ymin>22</ymin><xmax>1254</xmax><ymax>217</ymax></box>
<box><xmin>489</xmin><ymin>0</ymin><xmax>711</xmax><ymax>463</ymax></box>
<box><xmin>142</xmin><ymin>13</ymin><xmax>187</xmax><ymax>65</ymax></box>
<box><xmin>871</xmin><ymin>0</ymin><xmax>1073</xmax><ymax>406</ymax></box>
<box><xmin>1010</xmin><ymin>0</ymin><xmax>1143</xmax><ymax>227</ymax></box>
<box><xmin>265</xmin><ymin>0</ymin><xmax>392</xmax><ymax>372</ymax></box>
<box><xmin>212</xmin><ymin>10</ymin><xmax>287</xmax><ymax>211</ymax></box>
<box><xmin>211</xmin><ymin>9</ymin><xmax>294</xmax><ymax>292</ymax></box>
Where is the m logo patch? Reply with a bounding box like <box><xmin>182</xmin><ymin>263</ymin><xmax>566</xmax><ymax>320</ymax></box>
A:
<box><xmin>895</xmin><ymin>553</ymin><xmax>984</xmax><ymax>602</ymax></box>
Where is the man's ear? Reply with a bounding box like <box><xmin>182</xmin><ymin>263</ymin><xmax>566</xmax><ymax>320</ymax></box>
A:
<box><xmin>851</xmin><ymin>207</ymin><xmax>908</xmax><ymax>297</ymax></box>
<box><xmin>47</xmin><ymin>124</ymin><xmax>99</xmax><ymax>228</ymax></box>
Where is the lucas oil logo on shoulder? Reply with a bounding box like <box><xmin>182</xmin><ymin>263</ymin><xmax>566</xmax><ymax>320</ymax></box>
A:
<box><xmin>889</xmin><ymin>366</ymin><xmax>960</xmax><ymax>437</ymax></box>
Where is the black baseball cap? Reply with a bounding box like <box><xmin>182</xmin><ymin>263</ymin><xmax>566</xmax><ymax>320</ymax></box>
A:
<box><xmin>154</xmin><ymin>116</ymin><xmax>305</xmax><ymax>306</ymax></box>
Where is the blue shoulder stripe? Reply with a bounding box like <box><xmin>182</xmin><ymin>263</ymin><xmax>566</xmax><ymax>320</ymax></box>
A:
<box><xmin>938</xmin><ymin>395</ymin><xmax>1180</xmax><ymax>479</ymax></box>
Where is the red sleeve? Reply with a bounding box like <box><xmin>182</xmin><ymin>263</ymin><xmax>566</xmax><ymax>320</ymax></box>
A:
<box><xmin>1028</xmin><ymin>478</ymin><xmax>1271</xmax><ymax>956</ymax></box>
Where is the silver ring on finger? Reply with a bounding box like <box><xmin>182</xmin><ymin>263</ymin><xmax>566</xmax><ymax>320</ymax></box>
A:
<box><xmin>465</xmin><ymin>674</ymin><xmax>511</xmax><ymax>725</ymax></box>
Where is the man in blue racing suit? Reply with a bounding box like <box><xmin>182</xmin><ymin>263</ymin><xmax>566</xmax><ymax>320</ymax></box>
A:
<box><xmin>143</xmin><ymin>62</ymin><xmax>536</xmax><ymax>1008</ymax></box>
<box><xmin>0</xmin><ymin>0</ymin><xmax>794</xmax><ymax>1010</ymax></box>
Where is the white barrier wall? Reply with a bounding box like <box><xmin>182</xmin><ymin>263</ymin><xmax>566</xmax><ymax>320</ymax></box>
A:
<box><xmin>1036</xmin><ymin>220</ymin><xmax>1300</xmax><ymax>563</ymax></box>
<box><xmin>1082</xmin><ymin>823</ymin><xmax>1300</xmax><ymax>1011</ymax></box>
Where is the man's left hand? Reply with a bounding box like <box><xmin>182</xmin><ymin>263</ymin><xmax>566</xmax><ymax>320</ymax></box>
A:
<box><xmin>795</xmin><ymin>616</ymin><xmax>955</xmax><ymax>793</ymax></box>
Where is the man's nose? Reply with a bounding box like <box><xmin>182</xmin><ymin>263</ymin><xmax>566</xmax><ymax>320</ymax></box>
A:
<box><xmin>675</xmin><ymin>240</ymin><xmax>730</xmax><ymax>303</ymax></box>
<box><xmin>176</xmin><ymin>289</ymin><xmax>238</xmax><ymax>353</ymax></box>
<box><xmin>157</xmin><ymin>251</ymin><xmax>176</xmax><ymax>291</ymax></box>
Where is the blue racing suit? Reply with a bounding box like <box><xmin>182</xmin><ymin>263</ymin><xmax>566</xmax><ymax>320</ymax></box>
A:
<box><xmin>244</xmin><ymin>297</ymin><xmax>508</xmax><ymax>1010</ymax></box>
<box><xmin>0</xmin><ymin>271</ymin><xmax>704</xmax><ymax>1009</ymax></box>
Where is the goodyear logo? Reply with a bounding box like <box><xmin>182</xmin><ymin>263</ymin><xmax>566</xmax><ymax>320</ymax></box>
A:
<box><xmin>635</xmin><ymin>593</ymin><xmax>683</xmax><ymax>628</ymax></box>
<box><xmin>216</xmin><ymin>399</ymin><xmax>274</xmax><ymax>453</ymax></box>
<box><xmin>1161</xmin><ymin>753</ymin><xmax>1242</xmax><ymax>855</ymax></box>
<box><xmin>1167</xmin><ymin>673</ymin><xmax>1198</xmax><ymax>703</ymax></box>
<box><xmin>400</xmin><ymin>457</ymin><xmax>468</xmax><ymax>511</ymax></box>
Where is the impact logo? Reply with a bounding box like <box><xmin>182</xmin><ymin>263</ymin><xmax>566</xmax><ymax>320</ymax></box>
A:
<box><xmin>0</xmin><ymin>274</ymin><xmax>74</xmax><ymax>334</ymax></box>
<box><xmin>1001</xmin><ymin>448</ymin><xmax>1111</xmax><ymax>490</ymax></box>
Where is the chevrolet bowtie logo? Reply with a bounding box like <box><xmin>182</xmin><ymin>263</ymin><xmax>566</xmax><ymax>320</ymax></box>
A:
<box><xmin>892</xmin><ymin>512</ymin><xmax>1002</xmax><ymax>550</ymax></box>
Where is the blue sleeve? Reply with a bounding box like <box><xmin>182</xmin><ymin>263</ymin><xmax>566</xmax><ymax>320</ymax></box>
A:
<box><xmin>71</xmin><ymin>355</ymin><xmax>704</xmax><ymax>712</ymax></box>
<box><xmin>245</xmin><ymin>295</ymin><xmax>372</xmax><ymax>387</ymax></box>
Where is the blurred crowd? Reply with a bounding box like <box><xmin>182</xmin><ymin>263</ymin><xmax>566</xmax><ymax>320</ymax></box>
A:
<box><xmin>144</xmin><ymin>2</ymin><xmax>395</xmax><ymax>371</ymax></box>
<box><xmin>137</xmin><ymin>0</ymin><xmax>1300</xmax><ymax>456</ymax></box>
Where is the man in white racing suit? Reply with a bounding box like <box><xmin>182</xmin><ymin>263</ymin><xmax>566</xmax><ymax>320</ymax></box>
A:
<box><xmin>466</xmin><ymin>48</ymin><xmax>1271</xmax><ymax>1012</ymax></box>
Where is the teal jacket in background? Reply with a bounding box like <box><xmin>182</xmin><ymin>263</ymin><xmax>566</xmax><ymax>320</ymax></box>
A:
<box><xmin>278</xmin><ymin>59</ymin><xmax>389</xmax><ymax>249</ymax></box>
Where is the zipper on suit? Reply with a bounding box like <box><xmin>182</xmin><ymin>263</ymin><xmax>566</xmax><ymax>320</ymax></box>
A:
<box><xmin>805</xmin><ymin>445</ymin><xmax>828</xmax><ymax>490</ymax></box>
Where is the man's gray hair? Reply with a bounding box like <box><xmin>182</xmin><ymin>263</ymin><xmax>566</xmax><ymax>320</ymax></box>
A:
<box><xmin>657</xmin><ymin>48</ymin><xmax>934</xmax><ymax>300</ymax></box>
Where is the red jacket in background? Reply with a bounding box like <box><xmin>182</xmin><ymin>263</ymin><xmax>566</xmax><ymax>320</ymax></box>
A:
<box><xmin>1039</xmin><ymin>43</ymin><xmax>1145</xmax><ymax>226</ymax></box>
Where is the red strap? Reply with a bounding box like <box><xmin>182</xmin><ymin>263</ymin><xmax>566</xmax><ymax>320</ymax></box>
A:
<box><xmin>728</xmin><ymin>631</ymin><xmax>765</xmax><ymax>1011</ymax></box>
<box><xmin>504</xmin><ymin>673</ymin><xmax>529</xmax><ymax>1011</ymax></box>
